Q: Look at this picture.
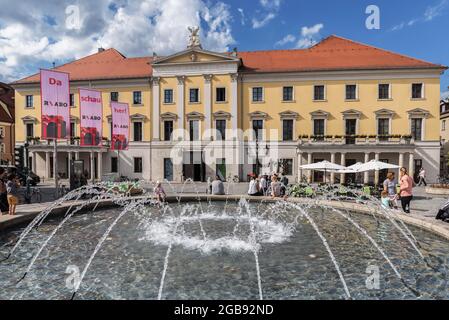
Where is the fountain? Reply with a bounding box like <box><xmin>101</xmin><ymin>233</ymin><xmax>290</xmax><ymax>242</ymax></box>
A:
<box><xmin>0</xmin><ymin>181</ymin><xmax>448</xmax><ymax>300</ymax></box>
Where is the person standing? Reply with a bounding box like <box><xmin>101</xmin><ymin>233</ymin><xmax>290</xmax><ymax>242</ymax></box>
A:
<box><xmin>154</xmin><ymin>181</ymin><xmax>166</xmax><ymax>203</ymax></box>
<box><xmin>383</xmin><ymin>172</ymin><xmax>398</xmax><ymax>209</ymax></box>
<box><xmin>0</xmin><ymin>168</ymin><xmax>8</xmax><ymax>215</ymax></box>
<box><xmin>417</xmin><ymin>168</ymin><xmax>427</xmax><ymax>187</ymax></box>
<box><xmin>271</xmin><ymin>175</ymin><xmax>282</xmax><ymax>198</ymax></box>
<box><xmin>398</xmin><ymin>167</ymin><xmax>414</xmax><ymax>214</ymax></box>
<box><xmin>6</xmin><ymin>173</ymin><xmax>20</xmax><ymax>216</ymax></box>
<box><xmin>280</xmin><ymin>174</ymin><xmax>289</xmax><ymax>196</ymax></box>
<box><xmin>259</xmin><ymin>175</ymin><xmax>268</xmax><ymax>196</ymax></box>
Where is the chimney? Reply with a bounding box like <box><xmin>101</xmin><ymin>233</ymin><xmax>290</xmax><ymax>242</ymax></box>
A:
<box><xmin>98</xmin><ymin>47</ymin><xmax>105</xmax><ymax>53</ymax></box>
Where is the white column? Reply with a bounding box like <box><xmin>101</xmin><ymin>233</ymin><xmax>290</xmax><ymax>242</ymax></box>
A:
<box><xmin>307</xmin><ymin>153</ymin><xmax>313</xmax><ymax>183</ymax></box>
<box><xmin>177</xmin><ymin>76</ymin><xmax>185</xmax><ymax>140</ymax></box>
<box><xmin>330</xmin><ymin>153</ymin><xmax>336</xmax><ymax>184</ymax></box>
<box><xmin>32</xmin><ymin>152</ymin><xmax>37</xmax><ymax>174</ymax></box>
<box><xmin>152</xmin><ymin>77</ymin><xmax>160</xmax><ymax>141</ymax></box>
<box><xmin>75</xmin><ymin>152</ymin><xmax>80</xmax><ymax>160</ymax></box>
<box><xmin>399</xmin><ymin>152</ymin><xmax>404</xmax><ymax>178</ymax></box>
<box><xmin>90</xmin><ymin>151</ymin><xmax>95</xmax><ymax>183</ymax></box>
<box><xmin>364</xmin><ymin>153</ymin><xmax>370</xmax><ymax>184</ymax></box>
<box><xmin>45</xmin><ymin>152</ymin><xmax>51</xmax><ymax>179</ymax></box>
<box><xmin>375</xmin><ymin>153</ymin><xmax>380</xmax><ymax>185</ymax></box>
<box><xmin>204</xmin><ymin>74</ymin><xmax>212</xmax><ymax>140</ymax></box>
<box><xmin>340</xmin><ymin>153</ymin><xmax>346</xmax><ymax>184</ymax></box>
<box><xmin>67</xmin><ymin>152</ymin><xmax>72</xmax><ymax>179</ymax></box>
<box><xmin>230</xmin><ymin>74</ymin><xmax>238</xmax><ymax>139</ymax></box>
<box><xmin>298</xmin><ymin>153</ymin><xmax>303</xmax><ymax>183</ymax></box>
<box><xmin>97</xmin><ymin>152</ymin><xmax>102</xmax><ymax>181</ymax></box>
<box><xmin>409</xmin><ymin>153</ymin><xmax>415</xmax><ymax>178</ymax></box>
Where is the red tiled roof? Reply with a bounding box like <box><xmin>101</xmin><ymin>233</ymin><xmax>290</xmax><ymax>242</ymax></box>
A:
<box><xmin>238</xmin><ymin>35</ymin><xmax>444</xmax><ymax>73</ymax></box>
<box><xmin>11</xmin><ymin>36</ymin><xmax>445</xmax><ymax>84</ymax></box>
<box><xmin>13</xmin><ymin>49</ymin><xmax>153</xmax><ymax>84</ymax></box>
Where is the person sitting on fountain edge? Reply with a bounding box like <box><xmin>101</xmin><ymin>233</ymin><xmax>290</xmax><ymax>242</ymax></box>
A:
<box><xmin>211</xmin><ymin>176</ymin><xmax>225</xmax><ymax>195</ymax></box>
<box><xmin>154</xmin><ymin>181</ymin><xmax>166</xmax><ymax>204</ymax></box>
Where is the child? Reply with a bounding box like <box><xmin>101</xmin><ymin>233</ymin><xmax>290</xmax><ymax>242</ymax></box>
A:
<box><xmin>154</xmin><ymin>181</ymin><xmax>166</xmax><ymax>204</ymax></box>
<box><xmin>381</xmin><ymin>191</ymin><xmax>391</xmax><ymax>209</ymax></box>
<box><xmin>6</xmin><ymin>173</ymin><xmax>20</xmax><ymax>215</ymax></box>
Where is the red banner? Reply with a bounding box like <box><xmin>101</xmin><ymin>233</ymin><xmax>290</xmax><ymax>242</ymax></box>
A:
<box><xmin>111</xmin><ymin>102</ymin><xmax>129</xmax><ymax>151</ymax></box>
<box><xmin>79</xmin><ymin>89</ymin><xmax>103</xmax><ymax>146</ymax></box>
<box><xmin>40</xmin><ymin>69</ymin><xmax>70</xmax><ymax>139</ymax></box>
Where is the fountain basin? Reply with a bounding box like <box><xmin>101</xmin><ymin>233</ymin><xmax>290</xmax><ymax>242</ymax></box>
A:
<box><xmin>0</xmin><ymin>199</ymin><xmax>448</xmax><ymax>300</ymax></box>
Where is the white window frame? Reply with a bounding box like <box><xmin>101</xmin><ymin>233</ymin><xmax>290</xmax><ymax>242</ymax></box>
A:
<box><xmin>251</xmin><ymin>87</ymin><xmax>265</xmax><ymax>103</ymax></box>
<box><xmin>313</xmin><ymin>118</ymin><xmax>327</xmax><ymax>137</ymax></box>
<box><xmin>281</xmin><ymin>118</ymin><xmax>295</xmax><ymax>141</ymax></box>
<box><xmin>189</xmin><ymin>119</ymin><xmax>201</xmax><ymax>141</ymax></box>
<box><xmin>25</xmin><ymin>95</ymin><xmax>34</xmax><ymax>108</ymax></box>
<box><xmin>189</xmin><ymin>88</ymin><xmax>201</xmax><ymax>104</ymax></box>
<box><xmin>131</xmin><ymin>120</ymin><xmax>144</xmax><ymax>142</ymax></box>
<box><xmin>411</xmin><ymin>83</ymin><xmax>425</xmax><ymax>100</ymax></box>
<box><xmin>410</xmin><ymin>117</ymin><xmax>425</xmax><ymax>141</ymax></box>
<box><xmin>25</xmin><ymin>122</ymin><xmax>34</xmax><ymax>139</ymax></box>
<box><xmin>313</xmin><ymin>85</ymin><xmax>326</xmax><ymax>101</ymax></box>
<box><xmin>345</xmin><ymin>84</ymin><xmax>358</xmax><ymax>101</ymax></box>
<box><xmin>376</xmin><ymin>117</ymin><xmax>392</xmax><ymax>136</ymax></box>
<box><xmin>133</xmin><ymin>91</ymin><xmax>143</xmax><ymax>105</ymax></box>
<box><xmin>378</xmin><ymin>83</ymin><xmax>392</xmax><ymax>100</ymax></box>
<box><xmin>282</xmin><ymin>86</ymin><xmax>295</xmax><ymax>102</ymax></box>
<box><xmin>215</xmin><ymin>87</ymin><xmax>227</xmax><ymax>103</ymax></box>
<box><xmin>163</xmin><ymin>89</ymin><xmax>175</xmax><ymax>104</ymax></box>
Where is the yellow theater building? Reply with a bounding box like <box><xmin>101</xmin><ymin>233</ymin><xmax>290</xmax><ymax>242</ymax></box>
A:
<box><xmin>11</xmin><ymin>33</ymin><xmax>447</xmax><ymax>184</ymax></box>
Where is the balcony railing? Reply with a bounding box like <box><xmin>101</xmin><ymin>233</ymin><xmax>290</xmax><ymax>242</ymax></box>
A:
<box><xmin>25</xmin><ymin>137</ymin><xmax>111</xmax><ymax>148</ymax></box>
<box><xmin>297</xmin><ymin>135</ymin><xmax>415</xmax><ymax>146</ymax></box>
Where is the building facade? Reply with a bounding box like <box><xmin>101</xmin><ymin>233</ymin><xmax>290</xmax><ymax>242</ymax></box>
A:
<box><xmin>0</xmin><ymin>82</ymin><xmax>15</xmax><ymax>165</ymax></box>
<box><xmin>440</xmin><ymin>97</ymin><xmax>449</xmax><ymax>176</ymax></box>
<box><xmin>12</xmin><ymin>35</ymin><xmax>446</xmax><ymax>183</ymax></box>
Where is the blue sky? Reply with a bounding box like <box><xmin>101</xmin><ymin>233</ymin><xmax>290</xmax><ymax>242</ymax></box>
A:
<box><xmin>0</xmin><ymin>0</ymin><xmax>448</xmax><ymax>96</ymax></box>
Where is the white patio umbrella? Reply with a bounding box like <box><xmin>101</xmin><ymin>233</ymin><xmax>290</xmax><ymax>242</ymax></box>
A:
<box><xmin>300</xmin><ymin>161</ymin><xmax>347</xmax><ymax>183</ymax></box>
<box><xmin>335</xmin><ymin>162</ymin><xmax>364</xmax><ymax>173</ymax></box>
<box><xmin>355</xmin><ymin>159</ymin><xmax>400</xmax><ymax>172</ymax></box>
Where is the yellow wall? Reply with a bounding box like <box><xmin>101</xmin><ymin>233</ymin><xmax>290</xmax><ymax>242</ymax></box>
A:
<box><xmin>242</xmin><ymin>78</ymin><xmax>441</xmax><ymax>141</ymax></box>
<box><xmin>14</xmin><ymin>76</ymin><xmax>441</xmax><ymax>143</ymax></box>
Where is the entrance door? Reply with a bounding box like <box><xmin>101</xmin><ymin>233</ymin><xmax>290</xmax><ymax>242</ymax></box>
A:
<box><xmin>183</xmin><ymin>152</ymin><xmax>205</xmax><ymax>182</ymax></box>
<box><xmin>345</xmin><ymin>119</ymin><xmax>357</xmax><ymax>144</ymax></box>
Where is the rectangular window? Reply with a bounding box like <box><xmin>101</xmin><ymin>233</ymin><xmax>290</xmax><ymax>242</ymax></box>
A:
<box><xmin>189</xmin><ymin>120</ymin><xmax>199</xmax><ymax>141</ymax></box>
<box><xmin>133</xmin><ymin>122</ymin><xmax>143</xmax><ymax>142</ymax></box>
<box><xmin>70</xmin><ymin>122</ymin><xmax>76</xmax><ymax>138</ymax></box>
<box><xmin>411</xmin><ymin>118</ymin><xmax>423</xmax><ymax>141</ymax></box>
<box><xmin>133</xmin><ymin>91</ymin><xmax>142</xmax><ymax>105</ymax></box>
<box><xmin>252</xmin><ymin>87</ymin><xmax>263</xmax><ymax>102</ymax></box>
<box><xmin>0</xmin><ymin>127</ymin><xmax>4</xmax><ymax>138</ymax></box>
<box><xmin>216</xmin><ymin>88</ymin><xmax>226</xmax><ymax>102</ymax></box>
<box><xmin>70</xmin><ymin>94</ymin><xmax>75</xmax><ymax>107</ymax></box>
<box><xmin>164</xmin><ymin>158</ymin><xmax>173</xmax><ymax>181</ymax></box>
<box><xmin>26</xmin><ymin>95</ymin><xmax>33</xmax><ymax>108</ymax></box>
<box><xmin>164</xmin><ymin>121</ymin><xmax>173</xmax><ymax>141</ymax></box>
<box><xmin>345</xmin><ymin>119</ymin><xmax>357</xmax><ymax>145</ymax></box>
<box><xmin>378</xmin><ymin>118</ymin><xmax>390</xmax><ymax>141</ymax></box>
<box><xmin>412</xmin><ymin>83</ymin><xmax>424</xmax><ymax>99</ymax></box>
<box><xmin>26</xmin><ymin>123</ymin><xmax>34</xmax><ymax>138</ymax></box>
<box><xmin>164</xmin><ymin>89</ymin><xmax>174</xmax><ymax>104</ymax></box>
<box><xmin>111</xmin><ymin>157</ymin><xmax>118</xmax><ymax>173</ymax></box>
<box><xmin>313</xmin><ymin>119</ymin><xmax>325</xmax><ymax>139</ymax></box>
<box><xmin>216</xmin><ymin>119</ymin><xmax>226</xmax><ymax>141</ymax></box>
<box><xmin>283</xmin><ymin>86</ymin><xmax>294</xmax><ymax>101</ymax></box>
<box><xmin>189</xmin><ymin>88</ymin><xmax>200</xmax><ymax>103</ymax></box>
<box><xmin>443</xmin><ymin>120</ymin><xmax>446</xmax><ymax>131</ymax></box>
<box><xmin>282</xmin><ymin>119</ymin><xmax>293</xmax><ymax>141</ymax></box>
<box><xmin>134</xmin><ymin>157</ymin><xmax>143</xmax><ymax>173</ymax></box>
<box><xmin>345</xmin><ymin>85</ymin><xmax>357</xmax><ymax>100</ymax></box>
<box><xmin>378</xmin><ymin>84</ymin><xmax>390</xmax><ymax>99</ymax></box>
<box><xmin>279</xmin><ymin>159</ymin><xmax>293</xmax><ymax>176</ymax></box>
<box><xmin>314</xmin><ymin>85</ymin><xmax>325</xmax><ymax>101</ymax></box>
<box><xmin>110</xmin><ymin>92</ymin><xmax>119</xmax><ymax>102</ymax></box>
<box><xmin>252</xmin><ymin>120</ymin><xmax>263</xmax><ymax>141</ymax></box>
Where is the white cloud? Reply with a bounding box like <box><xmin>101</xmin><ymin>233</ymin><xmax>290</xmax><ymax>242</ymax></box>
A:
<box><xmin>275</xmin><ymin>34</ymin><xmax>296</xmax><ymax>47</ymax></box>
<box><xmin>237</xmin><ymin>8</ymin><xmax>245</xmax><ymax>26</ymax></box>
<box><xmin>0</xmin><ymin>0</ymin><xmax>235</xmax><ymax>82</ymax></box>
<box><xmin>252</xmin><ymin>13</ymin><xmax>276</xmax><ymax>29</ymax></box>
<box><xmin>296</xmin><ymin>23</ymin><xmax>323</xmax><ymax>48</ymax></box>
<box><xmin>252</xmin><ymin>0</ymin><xmax>282</xmax><ymax>29</ymax></box>
<box><xmin>391</xmin><ymin>0</ymin><xmax>448</xmax><ymax>31</ymax></box>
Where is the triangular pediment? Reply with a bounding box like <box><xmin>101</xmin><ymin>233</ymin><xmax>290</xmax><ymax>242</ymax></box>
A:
<box><xmin>310</xmin><ymin>110</ymin><xmax>330</xmax><ymax>119</ymax></box>
<box><xmin>279</xmin><ymin>110</ymin><xmax>299</xmax><ymax>119</ymax></box>
<box><xmin>213</xmin><ymin>111</ymin><xmax>232</xmax><ymax>119</ymax></box>
<box><xmin>374</xmin><ymin>108</ymin><xmax>396</xmax><ymax>117</ymax></box>
<box><xmin>407</xmin><ymin>108</ymin><xmax>430</xmax><ymax>118</ymax></box>
<box><xmin>249</xmin><ymin>111</ymin><xmax>269</xmax><ymax>119</ymax></box>
<box><xmin>186</xmin><ymin>111</ymin><xmax>205</xmax><ymax>120</ymax></box>
<box><xmin>153</xmin><ymin>47</ymin><xmax>240</xmax><ymax>65</ymax></box>
<box><xmin>21</xmin><ymin>115</ymin><xmax>38</xmax><ymax>123</ymax></box>
<box><xmin>160</xmin><ymin>112</ymin><xmax>178</xmax><ymax>120</ymax></box>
